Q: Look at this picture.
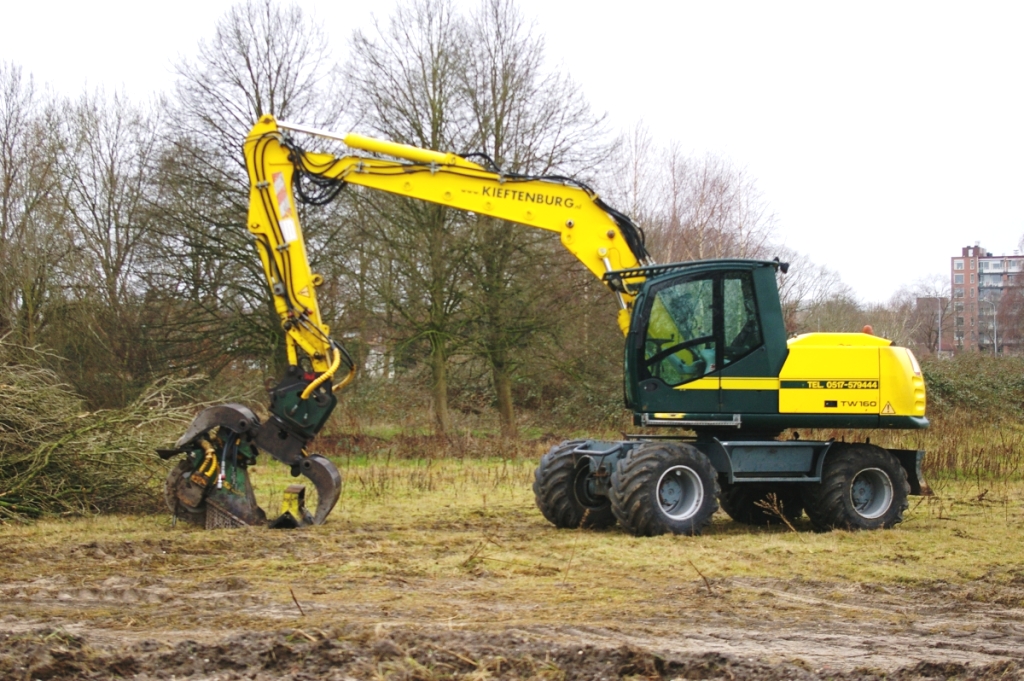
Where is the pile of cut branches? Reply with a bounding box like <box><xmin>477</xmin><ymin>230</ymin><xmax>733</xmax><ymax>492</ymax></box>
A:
<box><xmin>0</xmin><ymin>341</ymin><xmax>198</xmax><ymax>523</ymax></box>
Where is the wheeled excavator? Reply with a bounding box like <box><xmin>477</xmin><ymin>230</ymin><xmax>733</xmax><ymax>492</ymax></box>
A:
<box><xmin>162</xmin><ymin>115</ymin><xmax>929</xmax><ymax>535</ymax></box>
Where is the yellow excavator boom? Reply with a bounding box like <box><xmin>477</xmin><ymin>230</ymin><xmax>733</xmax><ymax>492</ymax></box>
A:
<box><xmin>244</xmin><ymin>114</ymin><xmax>651</xmax><ymax>375</ymax></box>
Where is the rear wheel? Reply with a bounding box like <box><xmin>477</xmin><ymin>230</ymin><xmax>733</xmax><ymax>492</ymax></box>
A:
<box><xmin>720</xmin><ymin>485</ymin><xmax>804</xmax><ymax>525</ymax></box>
<box><xmin>803</xmin><ymin>443</ymin><xmax>909</xmax><ymax>531</ymax></box>
<box><xmin>533</xmin><ymin>441</ymin><xmax>616</xmax><ymax>529</ymax></box>
<box><xmin>610</xmin><ymin>442</ymin><xmax>719</xmax><ymax>537</ymax></box>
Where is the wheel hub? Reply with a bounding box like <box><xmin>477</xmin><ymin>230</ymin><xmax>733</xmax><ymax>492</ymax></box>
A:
<box><xmin>850</xmin><ymin>467</ymin><xmax>894</xmax><ymax>519</ymax></box>
<box><xmin>656</xmin><ymin>465</ymin><xmax>704</xmax><ymax>520</ymax></box>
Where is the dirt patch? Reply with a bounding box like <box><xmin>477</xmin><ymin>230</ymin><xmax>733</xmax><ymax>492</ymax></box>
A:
<box><xmin>4</xmin><ymin>475</ymin><xmax>1024</xmax><ymax>679</ymax></box>
<box><xmin>2</xmin><ymin>626</ymin><xmax>1021</xmax><ymax>681</ymax></box>
<box><xmin>3</xmin><ymin>574</ymin><xmax>1024</xmax><ymax>680</ymax></box>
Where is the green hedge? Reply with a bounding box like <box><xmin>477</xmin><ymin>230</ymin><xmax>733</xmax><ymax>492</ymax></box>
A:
<box><xmin>921</xmin><ymin>354</ymin><xmax>1024</xmax><ymax>418</ymax></box>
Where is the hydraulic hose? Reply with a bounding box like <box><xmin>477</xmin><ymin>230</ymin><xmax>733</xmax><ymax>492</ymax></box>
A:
<box><xmin>332</xmin><ymin>364</ymin><xmax>355</xmax><ymax>393</ymax></box>
<box><xmin>300</xmin><ymin>346</ymin><xmax>341</xmax><ymax>400</ymax></box>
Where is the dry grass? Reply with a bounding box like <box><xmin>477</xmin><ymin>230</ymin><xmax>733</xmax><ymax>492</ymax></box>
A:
<box><xmin>3</xmin><ymin>446</ymin><xmax>1024</xmax><ymax>681</ymax></box>
<box><xmin>3</xmin><ymin>449</ymin><xmax>1024</xmax><ymax>634</ymax></box>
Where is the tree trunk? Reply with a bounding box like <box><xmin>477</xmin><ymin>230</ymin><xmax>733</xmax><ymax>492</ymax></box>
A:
<box><xmin>430</xmin><ymin>336</ymin><xmax>452</xmax><ymax>435</ymax></box>
<box><xmin>491</xmin><ymin>360</ymin><xmax>516</xmax><ymax>438</ymax></box>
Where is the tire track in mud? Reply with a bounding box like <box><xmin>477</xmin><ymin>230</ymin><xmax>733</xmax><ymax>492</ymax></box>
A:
<box><xmin>1</xmin><ymin>626</ymin><xmax>1022</xmax><ymax>681</ymax></box>
<box><xmin>2</xmin><ymin>575</ymin><xmax>1024</xmax><ymax>678</ymax></box>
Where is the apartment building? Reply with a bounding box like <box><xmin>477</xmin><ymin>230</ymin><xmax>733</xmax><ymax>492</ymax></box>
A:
<box><xmin>951</xmin><ymin>244</ymin><xmax>1023</xmax><ymax>352</ymax></box>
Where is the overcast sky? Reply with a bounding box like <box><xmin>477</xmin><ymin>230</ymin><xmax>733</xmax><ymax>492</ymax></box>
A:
<box><xmin>4</xmin><ymin>0</ymin><xmax>1022</xmax><ymax>303</ymax></box>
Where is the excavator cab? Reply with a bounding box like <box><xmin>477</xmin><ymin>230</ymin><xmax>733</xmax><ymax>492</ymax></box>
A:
<box><xmin>623</xmin><ymin>258</ymin><xmax>927</xmax><ymax>433</ymax></box>
<box><xmin>625</xmin><ymin>260</ymin><xmax>789</xmax><ymax>423</ymax></box>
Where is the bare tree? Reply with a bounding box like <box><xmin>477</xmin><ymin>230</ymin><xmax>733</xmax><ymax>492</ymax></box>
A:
<box><xmin>774</xmin><ymin>247</ymin><xmax>851</xmax><ymax>334</ymax></box>
<box><xmin>149</xmin><ymin>0</ymin><xmax>344</xmax><ymax>377</ymax></box>
<box><xmin>606</xmin><ymin>122</ymin><xmax>660</xmax><ymax>230</ymax></box>
<box><xmin>647</xmin><ymin>151</ymin><xmax>776</xmax><ymax>263</ymax></box>
<box><xmin>908</xmin><ymin>275</ymin><xmax>952</xmax><ymax>355</ymax></box>
<box><xmin>799</xmin><ymin>288</ymin><xmax>862</xmax><ymax>334</ymax></box>
<box><xmin>346</xmin><ymin>0</ymin><xmax>473</xmax><ymax>434</ymax></box>
<box><xmin>607</xmin><ymin>129</ymin><xmax>777</xmax><ymax>266</ymax></box>
<box><xmin>44</xmin><ymin>92</ymin><xmax>164</xmax><ymax>406</ymax></box>
<box><xmin>997</xmin><ymin>286</ymin><xmax>1022</xmax><ymax>354</ymax></box>
<box><xmin>460</xmin><ymin>0</ymin><xmax>609</xmax><ymax>436</ymax></box>
<box><xmin>865</xmin><ymin>288</ymin><xmax>920</xmax><ymax>347</ymax></box>
<box><xmin>0</xmin><ymin>63</ymin><xmax>68</xmax><ymax>344</ymax></box>
<box><xmin>173</xmin><ymin>0</ymin><xmax>341</xmax><ymax>177</ymax></box>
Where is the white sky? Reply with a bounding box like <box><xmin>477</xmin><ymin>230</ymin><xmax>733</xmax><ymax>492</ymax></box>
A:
<box><xmin>4</xmin><ymin>0</ymin><xmax>1023</xmax><ymax>303</ymax></box>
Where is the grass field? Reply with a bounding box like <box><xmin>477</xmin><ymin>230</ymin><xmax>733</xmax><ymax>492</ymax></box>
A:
<box><xmin>3</xmin><ymin>440</ymin><xmax>1024</xmax><ymax>679</ymax></box>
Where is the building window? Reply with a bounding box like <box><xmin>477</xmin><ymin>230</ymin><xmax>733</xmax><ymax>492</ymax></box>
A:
<box><xmin>970</xmin><ymin>260</ymin><xmax>975</xmax><ymax>269</ymax></box>
<box><xmin>954</xmin><ymin>259</ymin><xmax>964</xmax><ymax>270</ymax></box>
<box><xmin>956</xmin><ymin>317</ymin><xmax>964</xmax><ymax>326</ymax></box>
<box><xmin>955</xmin><ymin>303</ymin><xmax>964</xmax><ymax>312</ymax></box>
<box><xmin>970</xmin><ymin>288</ymin><xmax>975</xmax><ymax>297</ymax></box>
<box><xmin>970</xmin><ymin>274</ymin><xmax>975</xmax><ymax>284</ymax></box>
<box><xmin>954</xmin><ymin>274</ymin><xmax>964</xmax><ymax>284</ymax></box>
<box><xmin>955</xmin><ymin>288</ymin><xmax>964</xmax><ymax>298</ymax></box>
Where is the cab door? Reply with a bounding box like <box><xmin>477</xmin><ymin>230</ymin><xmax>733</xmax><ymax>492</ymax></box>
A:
<box><xmin>718</xmin><ymin>271</ymin><xmax>779</xmax><ymax>413</ymax></box>
<box><xmin>633</xmin><ymin>273</ymin><xmax>720</xmax><ymax>414</ymax></box>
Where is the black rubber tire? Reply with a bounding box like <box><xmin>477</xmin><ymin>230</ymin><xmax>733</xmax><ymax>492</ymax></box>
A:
<box><xmin>720</xmin><ymin>485</ymin><xmax>804</xmax><ymax>526</ymax></box>
<box><xmin>533</xmin><ymin>441</ymin><xmax>617</xmax><ymax>530</ymax></box>
<box><xmin>164</xmin><ymin>459</ymin><xmax>207</xmax><ymax>526</ymax></box>
<box><xmin>802</xmin><ymin>443</ymin><xmax>910</xmax><ymax>531</ymax></box>
<box><xmin>610</xmin><ymin>442</ymin><xmax>720</xmax><ymax>537</ymax></box>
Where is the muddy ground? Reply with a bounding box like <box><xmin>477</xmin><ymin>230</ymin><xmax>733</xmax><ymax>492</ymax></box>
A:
<box><xmin>3</xmin><ymin>466</ymin><xmax>1024</xmax><ymax>681</ymax></box>
<box><xmin>2</xmin><ymin>547</ymin><xmax>1024</xmax><ymax>680</ymax></box>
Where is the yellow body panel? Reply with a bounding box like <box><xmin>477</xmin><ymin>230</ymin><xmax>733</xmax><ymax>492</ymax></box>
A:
<box><xmin>777</xmin><ymin>333</ymin><xmax>924</xmax><ymax>417</ymax></box>
<box><xmin>879</xmin><ymin>346</ymin><xmax>927</xmax><ymax>417</ymax></box>
<box><xmin>720</xmin><ymin>377</ymin><xmax>779</xmax><ymax>391</ymax></box>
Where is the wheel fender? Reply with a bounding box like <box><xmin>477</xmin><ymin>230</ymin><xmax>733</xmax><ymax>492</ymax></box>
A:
<box><xmin>888</xmin><ymin>449</ymin><xmax>930</xmax><ymax>496</ymax></box>
<box><xmin>571</xmin><ymin>441</ymin><xmax>625</xmax><ymax>474</ymax></box>
<box><xmin>812</xmin><ymin>440</ymin><xmax>838</xmax><ymax>481</ymax></box>
<box><xmin>704</xmin><ymin>438</ymin><xmax>734</xmax><ymax>480</ymax></box>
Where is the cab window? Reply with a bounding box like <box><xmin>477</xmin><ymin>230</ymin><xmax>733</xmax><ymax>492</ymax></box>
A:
<box><xmin>643</xmin><ymin>276</ymin><xmax>715</xmax><ymax>386</ymax></box>
<box><xmin>640</xmin><ymin>271</ymin><xmax>762</xmax><ymax>385</ymax></box>
<box><xmin>722</xmin><ymin>274</ymin><xmax>762</xmax><ymax>365</ymax></box>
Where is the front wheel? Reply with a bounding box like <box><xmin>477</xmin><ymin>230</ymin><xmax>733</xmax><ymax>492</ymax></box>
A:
<box><xmin>803</xmin><ymin>443</ymin><xmax>909</xmax><ymax>531</ymax></box>
<box><xmin>533</xmin><ymin>441</ymin><xmax>616</xmax><ymax>529</ymax></box>
<box><xmin>610</xmin><ymin>442</ymin><xmax>719</xmax><ymax>537</ymax></box>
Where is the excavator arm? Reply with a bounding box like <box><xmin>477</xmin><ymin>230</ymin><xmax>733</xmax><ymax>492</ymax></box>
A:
<box><xmin>161</xmin><ymin>115</ymin><xmax>652</xmax><ymax>530</ymax></box>
<box><xmin>250</xmin><ymin>116</ymin><xmax>651</xmax><ymax>337</ymax></box>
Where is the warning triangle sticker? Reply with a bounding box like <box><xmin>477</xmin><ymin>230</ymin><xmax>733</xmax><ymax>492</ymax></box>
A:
<box><xmin>881</xmin><ymin>402</ymin><xmax>895</xmax><ymax>415</ymax></box>
<box><xmin>298</xmin><ymin>286</ymin><xmax>310</xmax><ymax>298</ymax></box>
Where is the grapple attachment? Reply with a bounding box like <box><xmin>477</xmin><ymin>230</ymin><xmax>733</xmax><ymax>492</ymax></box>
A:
<box><xmin>160</xmin><ymin>400</ymin><xmax>342</xmax><ymax>530</ymax></box>
<box><xmin>294</xmin><ymin>454</ymin><xmax>342</xmax><ymax>525</ymax></box>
